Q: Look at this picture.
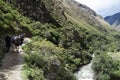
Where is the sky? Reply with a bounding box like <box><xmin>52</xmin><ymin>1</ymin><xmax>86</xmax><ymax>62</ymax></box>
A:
<box><xmin>74</xmin><ymin>0</ymin><xmax>120</xmax><ymax>17</ymax></box>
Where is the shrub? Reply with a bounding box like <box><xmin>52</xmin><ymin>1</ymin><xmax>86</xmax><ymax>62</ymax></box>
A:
<box><xmin>111</xmin><ymin>71</ymin><xmax>120</xmax><ymax>80</ymax></box>
<box><xmin>93</xmin><ymin>53</ymin><xmax>120</xmax><ymax>80</ymax></box>
<box><xmin>23</xmin><ymin>37</ymin><xmax>76</xmax><ymax>80</ymax></box>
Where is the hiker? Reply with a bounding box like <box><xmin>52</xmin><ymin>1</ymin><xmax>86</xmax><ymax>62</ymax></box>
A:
<box><xmin>11</xmin><ymin>35</ymin><xmax>16</xmax><ymax>45</ymax></box>
<box><xmin>19</xmin><ymin>33</ymin><xmax>25</xmax><ymax>45</ymax></box>
<box><xmin>4</xmin><ymin>35</ymin><xmax>11</xmax><ymax>52</ymax></box>
<box><xmin>13</xmin><ymin>35</ymin><xmax>21</xmax><ymax>53</ymax></box>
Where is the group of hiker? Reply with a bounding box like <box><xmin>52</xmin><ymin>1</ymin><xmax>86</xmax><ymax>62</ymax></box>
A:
<box><xmin>4</xmin><ymin>33</ymin><xmax>25</xmax><ymax>53</ymax></box>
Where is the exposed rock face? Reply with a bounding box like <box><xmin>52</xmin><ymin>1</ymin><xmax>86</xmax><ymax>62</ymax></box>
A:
<box><xmin>104</xmin><ymin>12</ymin><xmax>120</xmax><ymax>31</ymax></box>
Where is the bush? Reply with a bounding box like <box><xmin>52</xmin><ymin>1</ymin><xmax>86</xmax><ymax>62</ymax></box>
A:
<box><xmin>111</xmin><ymin>71</ymin><xmax>120</xmax><ymax>80</ymax></box>
<box><xmin>96</xmin><ymin>73</ymin><xmax>110</xmax><ymax>80</ymax></box>
<box><xmin>23</xmin><ymin>65</ymin><xmax>46</xmax><ymax>80</ymax></box>
<box><xmin>92</xmin><ymin>53</ymin><xmax>120</xmax><ymax>80</ymax></box>
<box><xmin>23</xmin><ymin>37</ymin><xmax>76</xmax><ymax>80</ymax></box>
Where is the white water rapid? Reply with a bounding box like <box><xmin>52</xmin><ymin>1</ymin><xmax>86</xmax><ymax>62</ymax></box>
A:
<box><xmin>75</xmin><ymin>54</ymin><xmax>95</xmax><ymax>80</ymax></box>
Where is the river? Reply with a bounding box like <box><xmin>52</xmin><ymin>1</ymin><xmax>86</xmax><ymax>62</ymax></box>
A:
<box><xmin>75</xmin><ymin>54</ymin><xmax>95</xmax><ymax>80</ymax></box>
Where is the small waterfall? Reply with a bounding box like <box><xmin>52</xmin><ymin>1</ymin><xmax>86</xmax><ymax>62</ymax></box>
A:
<box><xmin>75</xmin><ymin>54</ymin><xmax>95</xmax><ymax>80</ymax></box>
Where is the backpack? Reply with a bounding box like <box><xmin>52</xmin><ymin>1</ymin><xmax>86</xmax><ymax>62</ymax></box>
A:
<box><xmin>14</xmin><ymin>37</ymin><xmax>20</xmax><ymax>46</ymax></box>
<box><xmin>20</xmin><ymin>34</ymin><xmax>24</xmax><ymax>39</ymax></box>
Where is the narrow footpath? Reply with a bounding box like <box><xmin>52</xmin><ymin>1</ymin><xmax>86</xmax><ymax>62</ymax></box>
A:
<box><xmin>0</xmin><ymin>38</ymin><xmax>30</xmax><ymax>80</ymax></box>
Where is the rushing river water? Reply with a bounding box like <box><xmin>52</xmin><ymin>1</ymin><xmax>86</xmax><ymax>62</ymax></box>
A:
<box><xmin>75</xmin><ymin>54</ymin><xmax>95</xmax><ymax>80</ymax></box>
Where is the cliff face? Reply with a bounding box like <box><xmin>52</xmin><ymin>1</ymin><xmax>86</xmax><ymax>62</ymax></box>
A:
<box><xmin>104</xmin><ymin>12</ymin><xmax>120</xmax><ymax>31</ymax></box>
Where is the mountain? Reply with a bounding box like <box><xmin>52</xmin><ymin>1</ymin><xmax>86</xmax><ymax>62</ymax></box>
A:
<box><xmin>104</xmin><ymin>12</ymin><xmax>120</xmax><ymax>31</ymax></box>
<box><xmin>4</xmin><ymin>0</ymin><xmax>112</xmax><ymax>33</ymax></box>
<box><xmin>1</xmin><ymin>0</ymin><xmax>120</xmax><ymax>80</ymax></box>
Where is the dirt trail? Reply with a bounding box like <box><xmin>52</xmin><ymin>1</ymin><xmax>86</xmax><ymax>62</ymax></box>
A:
<box><xmin>0</xmin><ymin>38</ymin><xmax>30</xmax><ymax>80</ymax></box>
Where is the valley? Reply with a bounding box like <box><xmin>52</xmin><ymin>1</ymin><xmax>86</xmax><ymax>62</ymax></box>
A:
<box><xmin>0</xmin><ymin>0</ymin><xmax>120</xmax><ymax>80</ymax></box>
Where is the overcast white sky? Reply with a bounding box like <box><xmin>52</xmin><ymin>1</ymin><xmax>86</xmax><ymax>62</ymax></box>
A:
<box><xmin>74</xmin><ymin>0</ymin><xmax>120</xmax><ymax>17</ymax></box>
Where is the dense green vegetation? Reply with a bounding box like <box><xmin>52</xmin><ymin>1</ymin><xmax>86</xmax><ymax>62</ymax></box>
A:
<box><xmin>23</xmin><ymin>37</ymin><xmax>76</xmax><ymax>80</ymax></box>
<box><xmin>93</xmin><ymin>53</ymin><xmax>120</xmax><ymax>80</ymax></box>
<box><xmin>0</xmin><ymin>0</ymin><xmax>41</xmax><ymax>65</ymax></box>
<box><xmin>91</xmin><ymin>35</ymin><xmax>120</xmax><ymax>80</ymax></box>
<box><xmin>22</xmin><ymin>22</ymin><xmax>120</xmax><ymax>80</ymax></box>
<box><xmin>1</xmin><ymin>0</ymin><xmax>120</xmax><ymax>80</ymax></box>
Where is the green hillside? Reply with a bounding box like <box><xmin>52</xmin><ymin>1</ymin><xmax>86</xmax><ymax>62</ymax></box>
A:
<box><xmin>0</xmin><ymin>0</ymin><xmax>120</xmax><ymax>80</ymax></box>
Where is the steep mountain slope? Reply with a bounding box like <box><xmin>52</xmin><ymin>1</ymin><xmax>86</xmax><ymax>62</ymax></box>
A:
<box><xmin>63</xmin><ymin>0</ymin><xmax>111</xmax><ymax>33</ymax></box>
<box><xmin>4</xmin><ymin>0</ymin><xmax>114</xmax><ymax>34</ymax></box>
<box><xmin>104</xmin><ymin>12</ymin><xmax>120</xmax><ymax>31</ymax></box>
<box><xmin>3</xmin><ymin>0</ymin><xmax>67</xmax><ymax>27</ymax></box>
<box><xmin>1</xmin><ymin>0</ymin><xmax>120</xmax><ymax>80</ymax></box>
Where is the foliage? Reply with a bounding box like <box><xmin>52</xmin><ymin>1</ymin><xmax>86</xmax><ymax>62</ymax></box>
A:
<box><xmin>23</xmin><ymin>65</ymin><xmax>46</xmax><ymax>80</ymax></box>
<box><xmin>23</xmin><ymin>37</ymin><xmax>76</xmax><ymax>80</ymax></box>
<box><xmin>0</xmin><ymin>0</ymin><xmax>43</xmax><ymax>63</ymax></box>
<box><xmin>93</xmin><ymin>53</ymin><xmax>120</xmax><ymax>80</ymax></box>
<box><xmin>1</xmin><ymin>0</ymin><xmax>120</xmax><ymax>80</ymax></box>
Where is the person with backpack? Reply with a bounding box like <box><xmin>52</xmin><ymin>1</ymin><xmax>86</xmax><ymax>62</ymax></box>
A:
<box><xmin>19</xmin><ymin>33</ymin><xmax>25</xmax><ymax>45</ymax></box>
<box><xmin>4</xmin><ymin>35</ymin><xmax>12</xmax><ymax>52</ymax></box>
<box><xmin>13</xmin><ymin>35</ymin><xmax>21</xmax><ymax>53</ymax></box>
<box><xmin>11</xmin><ymin>35</ymin><xmax>16</xmax><ymax>44</ymax></box>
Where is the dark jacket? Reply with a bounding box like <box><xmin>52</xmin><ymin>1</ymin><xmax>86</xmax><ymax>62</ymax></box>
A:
<box><xmin>5</xmin><ymin>35</ymin><xmax>11</xmax><ymax>46</ymax></box>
